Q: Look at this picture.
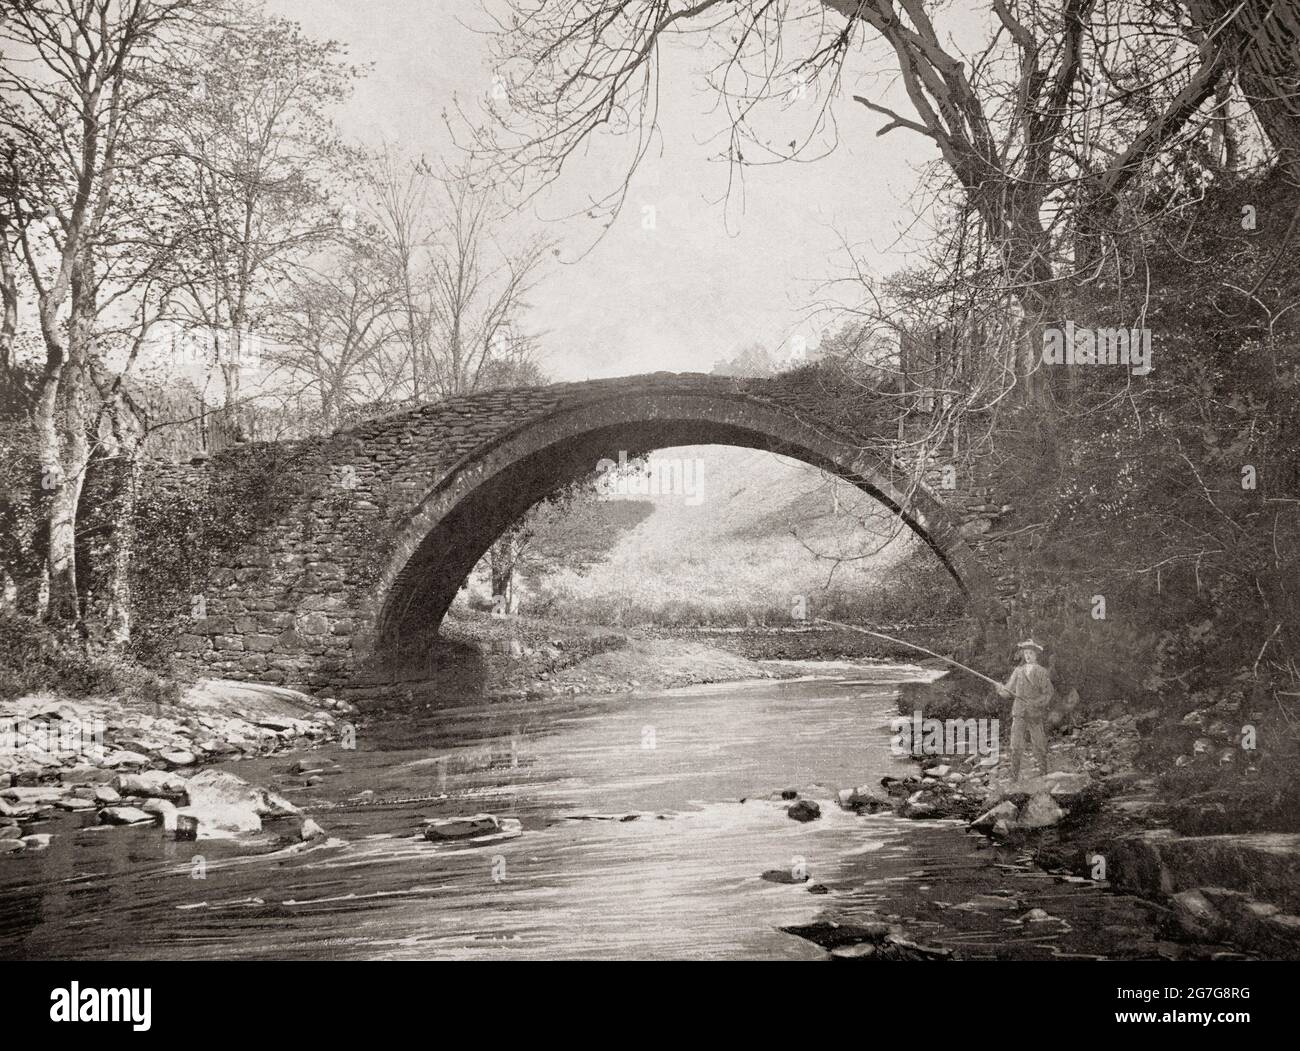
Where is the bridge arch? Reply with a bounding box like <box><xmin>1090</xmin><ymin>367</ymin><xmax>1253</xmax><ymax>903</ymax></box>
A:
<box><xmin>367</xmin><ymin>386</ymin><xmax>1004</xmax><ymax>657</ymax></box>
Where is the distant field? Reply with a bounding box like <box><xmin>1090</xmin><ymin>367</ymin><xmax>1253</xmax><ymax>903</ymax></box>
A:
<box><xmin>458</xmin><ymin>445</ymin><xmax>964</xmax><ymax>627</ymax></box>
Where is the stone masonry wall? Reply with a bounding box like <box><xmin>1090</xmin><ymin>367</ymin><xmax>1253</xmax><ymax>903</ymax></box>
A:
<box><xmin>140</xmin><ymin>373</ymin><xmax>1018</xmax><ymax>690</ymax></box>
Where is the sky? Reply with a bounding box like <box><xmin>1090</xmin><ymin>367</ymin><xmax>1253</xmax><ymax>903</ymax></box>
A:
<box><xmin>268</xmin><ymin>0</ymin><xmax>979</xmax><ymax>382</ymax></box>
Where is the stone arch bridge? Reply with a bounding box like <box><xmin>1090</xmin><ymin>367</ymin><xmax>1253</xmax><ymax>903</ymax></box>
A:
<box><xmin>170</xmin><ymin>373</ymin><xmax>1017</xmax><ymax>690</ymax></box>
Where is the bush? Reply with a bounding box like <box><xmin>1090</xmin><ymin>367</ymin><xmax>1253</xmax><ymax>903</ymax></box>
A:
<box><xmin>0</xmin><ymin>612</ymin><xmax>179</xmax><ymax>704</ymax></box>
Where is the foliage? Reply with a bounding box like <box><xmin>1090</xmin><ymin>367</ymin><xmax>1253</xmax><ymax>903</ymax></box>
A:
<box><xmin>0</xmin><ymin>611</ymin><xmax>178</xmax><ymax>703</ymax></box>
<box><xmin>127</xmin><ymin>441</ymin><xmax>318</xmax><ymax>664</ymax></box>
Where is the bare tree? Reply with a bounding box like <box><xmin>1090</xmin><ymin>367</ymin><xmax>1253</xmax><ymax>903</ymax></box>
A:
<box><xmin>161</xmin><ymin>8</ymin><xmax>362</xmax><ymax>421</ymax></box>
<box><xmin>370</xmin><ymin>155</ymin><xmax>550</xmax><ymax>399</ymax></box>
<box><xmin>269</xmin><ymin>244</ymin><xmax>403</xmax><ymax>428</ymax></box>
<box><xmin>475</xmin><ymin>1</ymin><xmax>1255</xmax><ymax>402</ymax></box>
<box><xmin>0</xmin><ymin>0</ymin><xmax>209</xmax><ymax>623</ymax></box>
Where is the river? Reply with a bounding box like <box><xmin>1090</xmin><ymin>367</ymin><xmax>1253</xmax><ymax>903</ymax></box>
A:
<box><xmin>0</xmin><ymin>664</ymin><xmax>1228</xmax><ymax>960</ymax></box>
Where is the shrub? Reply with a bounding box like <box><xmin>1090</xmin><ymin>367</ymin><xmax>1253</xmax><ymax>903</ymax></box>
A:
<box><xmin>0</xmin><ymin>612</ymin><xmax>179</xmax><ymax>704</ymax></box>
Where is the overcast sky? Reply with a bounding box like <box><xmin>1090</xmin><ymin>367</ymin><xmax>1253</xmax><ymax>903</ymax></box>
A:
<box><xmin>269</xmin><ymin>0</ymin><xmax>980</xmax><ymax>382</ymax></box>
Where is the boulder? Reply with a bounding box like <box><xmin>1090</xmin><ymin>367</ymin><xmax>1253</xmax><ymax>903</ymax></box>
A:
<box><xmin>291</xmin><ymin>757</ymin><xmax>338</xmax><ymax>775</ymax></box>
<box><xmin>1110</xmin><ymin>830</ymin><xmax>1300</xmax><ymax>914</ymax></box>
<box><xmin>113</xmin><ymin>770</ymin><xmax>190</xmax><ymax>803</ymax></box>
<box><xmin>1042</xmin><ymin>772</ymin><xmax>1094</xmax><ymax>804</ymax></box>
<box><xmin>140</xmin><ymin>798</ymin><xmax>179</xmax><ymax>832</ymax></box>
<box><xmin>423</xmin><ymin>814</ymin><xmax>502</xmax><ymax>840</ymax></box>
<box><xmin>98</xmin><ymin>806</ymin><xmax>153</xmax><ymax>826</ymax></box>
<box><xmin>160</xmin><ymin>750</ymin><xmax>197</xmax><ymax>768</ymax></box>
<box><xmin>171</xmin><ymin>769</ymin><xmax>287</xmax><ymax>839</ymax></box>
<box><xmin>761</xmin><ymin>868</ymin><xmax>809</xmax><ymax>884</ymax></box>
<box><xmin>787</xmin><ymin>799</ymin><xmax>821</xmax><ymax>822</ymax></box>
<box><xmin>186</xmin><ymin>768</ymin><xmax>299</xmax><ymax>818</ymax></box>
<box><xmin>20</xmin><ymin>834</ymin><xmax>51</xmax><ymax>851</ymax></box>
<box><xmin>970</xmin><ymin>800</ymin><xmax>1018</xmax><ymax>832</ymax></box>
<box><xmin>174</xmin><ymin>802</ymin><xmax>261</xmax><ymax>839</ymax></box>
<box><xmin>1018</xmin><ymin>793</ymin><xmax>1067</xmax><ymax>829</ymax></box>
<box><xmin>253</xmin><ymin>716</ymin><xmax>299</xmax><ymax>732</ymax></box>
<box><xmin>299</xmin><ymin>818</ymin><xmax>327</xmax><ymax>841</ymax></box>
<box><xmin>1171</xmin><ymin>888</ymin><xmax>1226</xmax><ymax>941</ymax></box>
<box><xmin>0</xmin><ymin>798</ymin><xmax>38</xmax><ymax>819</ymax></box>
<box><xmin>1</xmin><ymin>786</ymin><xmax>66</xmax><ymax>805</ymax></box>
<box><xmin>420</xmin><ymin>814</ymin><xmax>521</xmax><ymax>845</ymax></box>
<box><xmin>102</xmin><ymin>750</ymin><xmax>150</xmax><ymax>768</ymax></box>
<box><xmin>837</xmin><ymin>786</ymin><xmax>889</xmax><ymax>813</ymax></box>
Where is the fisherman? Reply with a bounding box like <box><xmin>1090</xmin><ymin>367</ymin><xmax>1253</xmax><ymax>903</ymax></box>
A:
<box><xmin>997</xmin><ymin>638</ymin><xmax>1054</xmax><ymax>781</ymax></box>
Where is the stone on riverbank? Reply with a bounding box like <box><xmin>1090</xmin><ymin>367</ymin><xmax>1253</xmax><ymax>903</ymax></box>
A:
<box><xmin>1109</xmin><ymin>829</ymin><xmax>1300</xmax><ymax>914</ymax></box>
<box><xmin>787</xmin><ymin>799</ymin><xmax>821</xmax><ymax>822</ymax></box>
<box><xmin>1167</xmin><ymin>886</ymin><xmax>1300</xmax><ymax>955</ymax></box>
<box><xmin>140</xmin><ymin>798</ymin><xmax>178</xmax><ymax>832</ymax></box>
<box><xmin>1020</xmin><ymin>793</ymin><xmax>1068</xmax><ymax>828</ymax></box>
<box><xmin>102</xmin><ymin>750</ymin><xmax>150</xmax><ymax>769</ymax></box>
<box><xmin>1171</xmin><ymin>889</ymin><xmax>1225</xmax><ymax>941</ymax></box>
<box><xmin>761</xmin><ymin>867</ymin><xmax>810</xmax><ymax>884</ymax></box>
<box><xmin>2</xmin><ymin>786</ymin><xmax>64</xmax><ymax>805</ymax></box>
<box><xmin>421</xmin><ymin>813</ymin><xmax>522</xmax><ymax>844</ymax></box>
<box><xmin>174</xmin><ymin>802</ymin><xmax>261</xmax><ymax>839</ymax></box>
<box><xmin>299</xmin><ymin>818</ymin><xmax>327</xmax><ymax>841</ymax></box>
<box><xmin>99</xmin><ymin>806</ymin><xmax>153</xmax><ymax>825</ymax></box>
<box><xmin>782</xmin><ymin>919</ymin><xmax>953</xmax><ymax>960</ymax></box>
<box><xmin>423</xmin><ymin>814</ymin><xmax>500</xmax><ymax>839</ymax></box>
<box><xmin>837</xmin><ymin>786</ymin><xmax>890</xmax><ymax>813</ymax></box>
<box><xmin>169</xmin><ymin>769</ymin><xmax>300</xmax><ymax>839</ymax></box>
<box><xmin>113</xmin><ymin>771</ymin><xmax>189</xmax><ymax>802</ymax></box>
<box><xmin>160</xmin><ymin>750</ymin><xmax>197</xmax><ymax>768</ymax></box>
<box><xmin>971</xmin><ymin>800</ymin><xmax>1018</xmax><ymax>831</ymax></box>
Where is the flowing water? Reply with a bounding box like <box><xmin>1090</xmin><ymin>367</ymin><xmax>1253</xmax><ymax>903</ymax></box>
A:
<box><xmin>0</xmin><ymin>665</ymin><xmax>1223</xmax><ymax>960</ymax></box>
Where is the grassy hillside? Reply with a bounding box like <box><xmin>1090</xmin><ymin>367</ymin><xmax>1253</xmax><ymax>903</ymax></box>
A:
<box><xmin>459</xmin><ymin>445</ymin><xmax>963</xmax><ymax>627</ymax></box>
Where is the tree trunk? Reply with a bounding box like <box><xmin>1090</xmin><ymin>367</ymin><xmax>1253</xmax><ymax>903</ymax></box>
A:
<box><xmin>40</xmin><ymin>274</ymin><xmax>94</xmax><ymax>625</ymax></box>
<box><xmin>489</xmin><ymin>533</ymin><xmax>520</xmax><ymax>614</ymax></box>
<box><xmin>0</xmin><ymin>224</ymin><xmax>17</xmax><ymax>398</ymax></box>
<box><xmin>1186</xmin><ymin>0</ymin><xmax>1300</xmax><ymax>184</ymax></box>
<box><xmin>102</xmin><ymin>395</ymin><xmax>140</xmax><ymax>648</ymax></box>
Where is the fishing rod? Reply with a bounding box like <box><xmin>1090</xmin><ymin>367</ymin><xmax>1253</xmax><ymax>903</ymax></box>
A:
<box><xmin>812</xmin><ymin>617</ymin><xmax>1007</xmax><ymax>691</ymax></box>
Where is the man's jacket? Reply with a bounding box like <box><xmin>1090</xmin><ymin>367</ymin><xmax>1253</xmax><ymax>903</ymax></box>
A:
<box><xmin>1006</xmin><ymin>663</ymin><xmax>1054</xmax><ymax>714</ymax></box>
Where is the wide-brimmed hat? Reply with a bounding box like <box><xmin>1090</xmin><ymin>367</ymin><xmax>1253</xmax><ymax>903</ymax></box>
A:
<box><xmin>1017</xmin><ymin>638</ymin><xmax>1045</xmax><ymax>652</ymax></box>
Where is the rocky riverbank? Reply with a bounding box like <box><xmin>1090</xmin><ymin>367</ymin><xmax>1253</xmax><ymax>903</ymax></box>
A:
<box><xmin>1</xmin><ymin>679</ymin><xmax>352</xmax><ymax>854</ymax></box>
<box><xmin>890</xmin><ymin>667</ymin><xmax>1300</xmax><ymax>959</ymax></box>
